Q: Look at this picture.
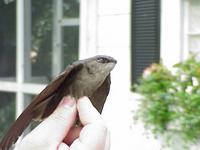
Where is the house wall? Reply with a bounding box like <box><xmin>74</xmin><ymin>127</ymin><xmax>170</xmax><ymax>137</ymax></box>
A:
<box><xmin>80</xmin><ymin>0</ymin><xmax>197</xmax><ymax>149</ymax></box>
<box><xmin>97</xmin><ymin>1</ymin><xmax>133</xmax><ymax>150</ymax></box>
<box><xmin>161</xmin><ymin>0</ymin><xmax>183</xmax><ymax>69</ymax></box>
<box><xmin>79</xmin><ymin>0</ymin><xmax>133</xmax><ymax>149</ymax></box>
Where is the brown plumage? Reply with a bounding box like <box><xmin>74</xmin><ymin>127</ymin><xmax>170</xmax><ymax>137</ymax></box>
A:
<box><xmin>0</xmin><ymin>55</ymin><xmax>117</xmax><ymax>150</ymax></box>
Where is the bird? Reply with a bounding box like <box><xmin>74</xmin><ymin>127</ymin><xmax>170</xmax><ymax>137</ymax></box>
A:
<box><xmin>0</xmin><ymin>55</ymin><xmax>117</xmax><ymax>150</ymax></box>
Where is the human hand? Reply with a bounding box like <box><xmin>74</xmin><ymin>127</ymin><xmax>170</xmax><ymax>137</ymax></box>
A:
<box><xmin>16</xmin><ymin>96</ymin><xmax>110</xmax><ymax>150</ymax></box>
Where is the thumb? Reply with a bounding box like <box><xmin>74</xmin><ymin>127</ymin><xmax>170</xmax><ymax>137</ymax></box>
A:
<box><xmin>18</xmin><ymin>96</ymin><xmax>76</xmax><ymax>150</ymax></box>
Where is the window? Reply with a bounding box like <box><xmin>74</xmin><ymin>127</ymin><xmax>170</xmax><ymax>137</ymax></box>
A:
<box><xmin>131</xmin><ymin>0</ymin><xmax>161</xmax><ymax>83</ymax></box>
<box><xmin>183</xmin><ymin>0</ymin><xmax>200</xmax><ymax>55</ymax></box>
<box><xmin>0</xmin><ymin>0</ymin><xmax>79</xmax><ymax>140</ymax></box>
<box><xmin>0</xmin><ymin>92</ymin><xmax>16</xmax><ymax>140</ymax></box>
<box><xmin>0</xmin><ymin>0</ymin><xmax>17</xmax><ymax>139</ymax></box>
<box><xmin>0</xmin><ymin>1</ymin><xmax>16</xmax><ymax>81</ymax></box>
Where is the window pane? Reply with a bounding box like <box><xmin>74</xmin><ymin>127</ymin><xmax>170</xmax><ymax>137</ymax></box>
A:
<box><xmin>0</xmin><ymin>92</ymin><xmax>16</xmax><ymax>140</ymax></box>
<box><xmin>30</xmin><ymin>0</ymin><xmax>53</xmax><ymax>83</ymax></box>
<box><xmin>189</xmin><ymin>35</ymin><xmax>200</xmax><ymax>53</ymax></box>
<box><xmin>29</xmin><ymin>0</ymin><xmax>79</xmax><ymax>84</ymax></box>
<box><xmin>0</xmin><ymin>1</ymin><xmax>16</xmax><ymax>81</ymax></box>
<box><xmin>63</xmin><ymin>0</ymin><xmax>80</xmax><ymax>18</ymax></box>
<box><xmin>189</xmin><ymin>0</ymin><xmax>200</xmax><ymax>33</ymax></box>
<box><xmin>188</xmin><ymin>0</ymin><xmax>200</xmax><ymax>56</ymax></box>
<box><xmin>63</xmin><ymin>27</ymin><xmax>79</xmax><ymax>67</ymax></box>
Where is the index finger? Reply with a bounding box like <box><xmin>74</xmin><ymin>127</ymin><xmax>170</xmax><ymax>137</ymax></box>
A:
<box><xmin>70</xmin><ymin>97</ymin><xmax>109</xmax><ymax>150</ymax></box>
<box><xmin>77</xmin><ymin>96</ymin><xmax>104</xmax><ymax>125</ymax></box>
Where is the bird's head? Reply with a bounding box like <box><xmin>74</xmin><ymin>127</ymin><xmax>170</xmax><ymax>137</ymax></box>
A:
<box><xmin>83</xmin><ymin>55</ymin><xmax>117</xmax><ymax>77</ymax></box>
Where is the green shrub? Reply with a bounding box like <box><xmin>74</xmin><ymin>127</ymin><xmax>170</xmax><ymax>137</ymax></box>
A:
<box><xmin>132</xmin><ymin>54</ymin><xmax>200</xmax><ymax>149</ymax></box>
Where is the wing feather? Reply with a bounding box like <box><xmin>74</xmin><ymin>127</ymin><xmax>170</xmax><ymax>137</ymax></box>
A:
<box><xmin>89</xmin><ymin>74</ymin><xmax>111</xmax><ymax>113</ymax></box>
<box><xmin>0</xmin><ymin>63</ymin><xmax>83</xmax><ymax>150</ymax></box>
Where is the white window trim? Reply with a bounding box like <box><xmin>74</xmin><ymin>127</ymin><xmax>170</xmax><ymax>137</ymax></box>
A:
<box><xmin>160</xmin><ymin>0</ymin><xmax>182</xmax><ymax>68</ymax></box>
<box><xmin>52</xmin><ymin>0</ymin><xmax>80</xmax><ymax>77</ymax></box>
<box><xmin>16</xmin><ymin>0</ymin><xmax>32</xmax><ymax>117</ymax></box>
<box><xmin>181</xmin><ymin>0</ymin><xmax>190</xmax><ymax>60</ymax></box>
<box><xmin>182</xmin><ymin>0</ymin><xmax>200</xmax><ymax>60</ymax></box>
<box><xmin>0</xmin><ymin>0</ymin><xmax>80</xmax><ymax>119</ymax></box>
<box><xmin>79</xmin><ymin>0</ymin><xmax>98</xmax><ymax>59</ymax></box>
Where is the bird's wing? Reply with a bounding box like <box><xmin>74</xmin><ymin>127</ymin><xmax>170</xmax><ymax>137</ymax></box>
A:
<box><xmin>33</xmin><ymin>62</ymin><xmax>83</xmax><ymax>105</ymax></box>
<box><xmin>89</xmin><ymin>74</ymin><xmax>111</xmax><ymax>113</ymax></box>
<box><xmin>0</xmin><ymin>62</ymin><xmax>83</xmax><ymax>150</ymax></box>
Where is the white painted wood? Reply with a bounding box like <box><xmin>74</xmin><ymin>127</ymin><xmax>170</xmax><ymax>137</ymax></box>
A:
<box><xmin>188</xmin><ymin>0</ymin><xmax>200</xmax><ymax>34</ymax></box>
<box><xmin>187</xmin><ymin>0</ymin><xmax>200</xmax><ymax>56</ymax></box>
<box><xmin>16</xmin><ymin>0</ymin><xmax>32</xmax><ymax>117</ymax></box>
<box><xmin>79</xmin><ymin>0</ymin><xmax>98</xmax><ymax>59</ymax></box>
<box><xmin>16</xmin><ymin>0</ymin><xmax>26</xmax><ymax>118</ymax></box>
<box><xmin>181</xmin><ymin>0</ymin><xmax>190</xmax><ymax>60</ymax></box>
<box><xmin>21</xmin><ymin>83</ymin><xmax>46</xmax><ymax>94</ymax></box>
<box><xmin>188</xmin><ymin>32</ymin><xmax>200</xmax><ymax>35</ymax></box>
<box><xmin>60</xmin><ymin>18</ymin><xmax>79</xmax><ymax>26</ymax></box>
<box><xmin>98</xmin><ymin>0</ymin><xmax>130</xmax><ymax>15</ymax></box>
<box><xmin>0</xmin><ymin>82</ymin><xmax>46</xmax><ymax>94</ymax></box>
<box><xmin>52</xmin><ymin>0</ymin><xmax>63</xmax><ymax>77</ymax></box>
<box><xmin>181</xmin><ymin>0</ymin><xmax>200</xmax><ymax>59</ymax></box>
<box><xmin>80</xmin><ymin>0</ymin><xmax>133</xmax><ymax>149</ymax></box>
<box><xmin>98</xmin><ymin>46</ymin><xmax>132</xmax><ymax>150</ymax></box>
<box><xmin>17</xmin><ymin>0</ymin><xmax>25</xmax><ymax>85</ymax></box>
<box><xmin>0</xmin><ymin>82</ymin><xmax>18</xmax><ymax>92</ymax></box>
<box><xmin>97</xmin><ymin>14</ymin><xmax>130</xmax><ymax>48</ymax></box>
<box><xmin>9</xmin><ymin>0</ymin><xmax>200</xmax><ymax>149</ymax></box>
<box><xmin>160</xmin><ymin>0</ymin><xmax>182</xmax><ymax>68</ymax></box>
<box><xmin>0</xmin><ymin>77</ymin><xmax>15</xmax><ymax>81</ymax></box>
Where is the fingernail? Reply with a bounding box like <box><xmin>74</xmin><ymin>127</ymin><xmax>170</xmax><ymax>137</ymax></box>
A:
<box><xmin>61</xmin><ymin>96</ymin><xmax>76</xmax><ymax>107</ymax></box>
<box><xmin>79</xmin><ymin>96</ymin><xmax>89</xmax><ymax>101</ymax></box>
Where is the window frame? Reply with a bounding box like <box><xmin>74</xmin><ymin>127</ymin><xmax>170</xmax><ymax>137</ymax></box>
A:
<box><xmin>182</xmin><ymin>0</ymin><xmax>200</xmax><ymax>59</ymax></box>
<box><xmin>0</xmin><ymin>0</ymin><xmax>80</xmax><ymax>118</ymax></box>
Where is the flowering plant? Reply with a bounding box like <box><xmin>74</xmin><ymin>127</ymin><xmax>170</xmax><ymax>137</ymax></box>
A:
<box><xmin>132</xmin><ymin>54</ymin><xmax>200</xmax><ymax>148</ymax></box>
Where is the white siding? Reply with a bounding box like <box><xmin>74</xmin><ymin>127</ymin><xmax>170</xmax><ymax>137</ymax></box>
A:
<box><xmin>80</xmin><ymin>0</ymin><xmax>133</xmax><ymax>149</ymax></box>
<box><xmin>80</xmin><ymin>0</ymin><xmax>196</xmax><ymax>149</ymax></box>
<box><xmin>98</xmin><ymin>0</ymin><xmax>130</xmax><ymax>15</ymax></box>
<box><xmin>97</xmin><ymin>15</ymin><xmax>130</xmax><ymax>48</ymax></box>
<box><xmin>161</xmin><ymin>0</ymin><xmax>182</xmax><ymax>68</ymax></box>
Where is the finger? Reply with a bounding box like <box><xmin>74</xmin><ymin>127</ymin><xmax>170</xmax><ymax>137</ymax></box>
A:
<box><xmin>63</xmin><ymin>126</ymin><xmax>82</xmax><ymax>145</ymax></box>
<box><xmin>58</xmin><ymin>143</ymin><xmax>70</xmax><ymax>150</ymax></box>
<box><xmin>104</xmin><ymin>130</ymin><xmax>110</xmax><ymax>150</ymax></box>
<box><xmin>70</xmin><ymin>124</ymin><xmax>108</xmax><ymax>150</ymax></box>
<box><xmin>19</xmin><ymin>96</ymin><xmax>77</xmax><ymax>148</ymax></box>
<box><xmin>77</xmin><ymin>96</ymin><xmax>104</xmax><ymax>125</ymax></box>
<box><xmin>69</xmin><ymin>139</ymin><xmax>88</xmax><ymax>150</ymax></box>
<box><xmin>72</xmin><ymin>97</ymin><xmax>109</xmax><ymax>150</ymax></box>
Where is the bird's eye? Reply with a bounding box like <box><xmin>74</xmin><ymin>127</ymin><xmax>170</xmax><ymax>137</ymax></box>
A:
<box><xmin>96</xmin><ymin>57</ymin><xmax>109</xmax><ymax>63</ymax></box>
<box><xmin>97</xmin><ymin>58</ymin><xmax>104</xmax><ymax>63</ymax></box>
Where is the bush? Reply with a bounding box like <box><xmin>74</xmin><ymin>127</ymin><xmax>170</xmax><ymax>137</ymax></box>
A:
<box><xmin>132</xmin><ymin>54</ymin><xmax>200</xmax><ymax>149</ymax></box>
